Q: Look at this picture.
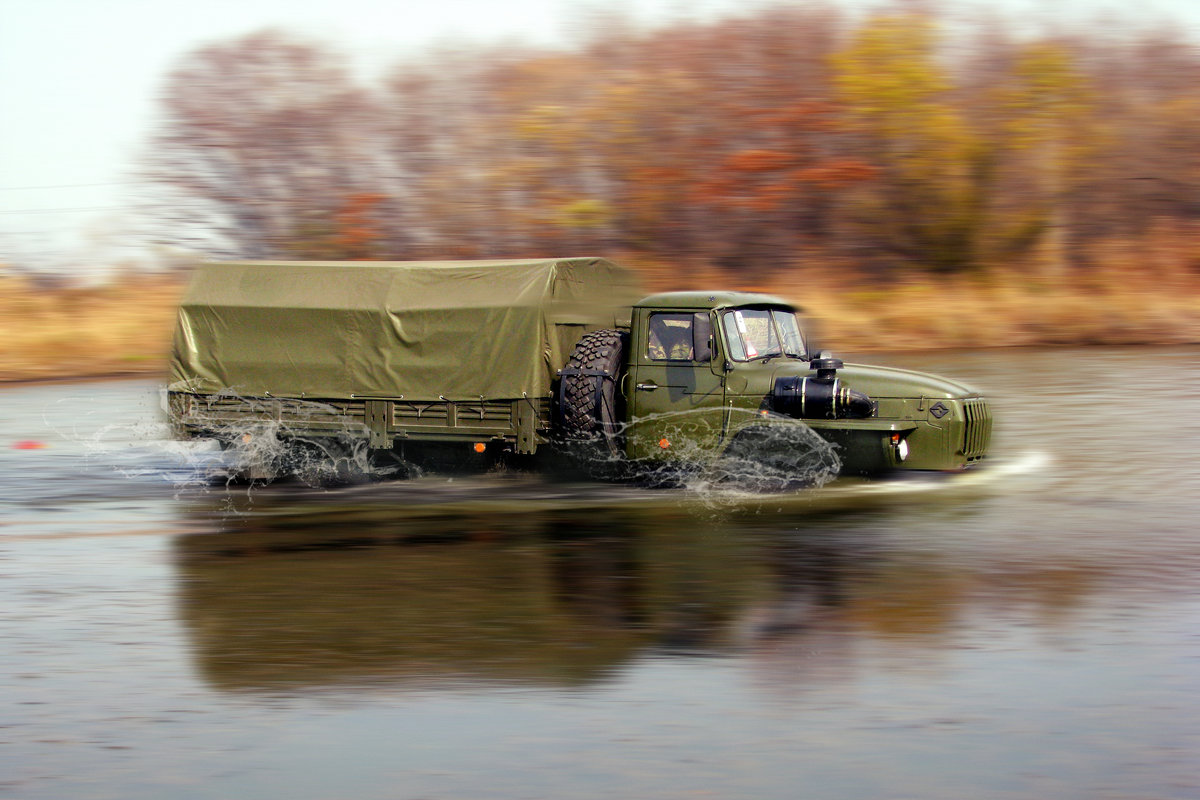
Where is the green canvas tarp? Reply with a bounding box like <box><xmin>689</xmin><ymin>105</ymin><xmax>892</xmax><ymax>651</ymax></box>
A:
<box><xmin>170</xmin><ymin>257</ymin><xmax>641</xmax><ymax>401</ymax></box>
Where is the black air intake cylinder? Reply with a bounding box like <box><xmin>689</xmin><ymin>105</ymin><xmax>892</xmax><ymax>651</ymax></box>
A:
<box><xmin>772</xmin><ymin>357</ymin><xmax>875</xmax><ymax>420</ymax></box>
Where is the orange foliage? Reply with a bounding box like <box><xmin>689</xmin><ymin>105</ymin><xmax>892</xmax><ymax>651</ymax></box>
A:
<box><xmin>333</xmin><ymin>193</ymin><xmax>387</xmax><ymax>259</ymax></box>
<box><xmin>724</xmin><ymin>149</ymin><xmax>795</xmax><ymax>174</ymax></box>
<box><xmin>791</xmin><ymin>160</ymin><xmax>879</xmax><ymax>189</ymax></box>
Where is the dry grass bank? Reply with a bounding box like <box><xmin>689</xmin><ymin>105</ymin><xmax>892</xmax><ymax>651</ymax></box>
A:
<box><xmin>631</xmin><ymin>228</ymin><xmax>1200</xmax><ymax>352</ymax></box>
<box><xmin>0</xmin><ymin>272</ymin><xmax>184</xmax><ymax>383</ymax></box>
<box><xmin>1</xmin><ymin>236</ymin><xmax>1197</xmax><ymax>384</ymax></box>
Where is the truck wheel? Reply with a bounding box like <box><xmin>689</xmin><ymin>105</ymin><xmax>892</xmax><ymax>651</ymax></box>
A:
<box><xmin>559</xmin><ymin>329</ymin><xmax>627</xmax><ymax>459</ymax></box>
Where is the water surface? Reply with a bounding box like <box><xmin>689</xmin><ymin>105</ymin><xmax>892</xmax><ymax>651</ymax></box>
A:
<box><xmin>1</xmin><ymin>347</ymin><xmax>1198</xmax><ymax>799</ymax></box>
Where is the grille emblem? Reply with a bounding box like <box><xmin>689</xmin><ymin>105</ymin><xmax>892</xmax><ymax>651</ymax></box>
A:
<box><xmin>929</xmin><ymin>402</ymin><xmax>950</xmax><ymax>419</ymax></box>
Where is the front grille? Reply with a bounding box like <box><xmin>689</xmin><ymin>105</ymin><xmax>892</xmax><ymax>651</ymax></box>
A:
<box><xmin>961</xmin><ymin>398</ymin><xmax>993</xmax><ymax>460</ymax></box>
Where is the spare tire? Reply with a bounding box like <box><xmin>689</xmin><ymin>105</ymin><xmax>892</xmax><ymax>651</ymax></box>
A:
<box><xmin>558</xmin><ymin>329</ymin><xmax>627</xmax><ymax>459</ymax></box>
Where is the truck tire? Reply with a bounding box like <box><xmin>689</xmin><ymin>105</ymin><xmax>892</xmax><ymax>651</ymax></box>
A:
<box><xmin>559</xmin><ymin>329</ymin><xmax>627</xmax><ymax>459</ymax></box>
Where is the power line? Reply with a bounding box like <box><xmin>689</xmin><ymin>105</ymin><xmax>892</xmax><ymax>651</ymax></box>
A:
<box><xmin>0</xmin><ymin>181</ymin><xmax>141</xmax><ymax>191</ymax></box>
<box><xmin>0</xmin><ymin>206</ymin><xmax>124</xmax><ymax>215</ymax></box>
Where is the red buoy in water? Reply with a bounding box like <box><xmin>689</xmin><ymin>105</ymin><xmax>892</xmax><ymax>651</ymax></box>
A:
<box><xmin>13</xmin><ymin>440</ymin><xmax>46</xmax><ymax>450</ymax></box>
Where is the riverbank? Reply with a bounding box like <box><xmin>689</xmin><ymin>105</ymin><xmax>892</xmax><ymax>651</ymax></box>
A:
<box><xmin>2</xmin><ymin>253</ymin><xmax>1198</xmax><ymax>384</ymax></box>
<box><xmin>0</xmin><ymin>273</ymin><xmax>184</xmax><ymax>384</ymax></box>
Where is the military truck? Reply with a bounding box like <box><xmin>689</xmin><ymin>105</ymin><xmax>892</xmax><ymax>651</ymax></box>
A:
<box><xmin>166</xmin><ymin>258</ymin><xmax>991</xmax><ymax>480</ymax></box>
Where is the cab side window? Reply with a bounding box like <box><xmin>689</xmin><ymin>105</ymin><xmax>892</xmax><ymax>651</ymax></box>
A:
<box><xmin>647</xmin><ymin>313</ymin><xmax>695</xmax><ymax>361</ymax></box>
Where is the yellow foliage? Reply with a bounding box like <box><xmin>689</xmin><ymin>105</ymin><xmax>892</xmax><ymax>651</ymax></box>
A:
<box><xmin>831</xmin><ymin>14</ymin><xmax>949</xmax><ymax>119</ymax></box>
<box><xmin>555</xmin><ymin>198</ymin><xmax>613</xmax><ymax>230</ymax></box>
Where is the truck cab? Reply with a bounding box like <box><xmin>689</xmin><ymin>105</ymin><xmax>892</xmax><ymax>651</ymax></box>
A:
<box><xmin>622</xmin><ymin>292</ymin><xmax>991</xmax><ymax>473</ymax></box>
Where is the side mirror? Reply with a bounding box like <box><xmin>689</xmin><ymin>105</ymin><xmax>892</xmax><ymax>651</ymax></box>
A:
<box><xmin>692</xmin><ymin>312</ymin><xmax>714</xmax><ymax>362</ymax></box>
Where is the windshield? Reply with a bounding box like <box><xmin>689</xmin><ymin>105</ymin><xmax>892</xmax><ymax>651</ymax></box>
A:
<box><xmin>720</xmin><ymin>308</ymin><xmax>806</xmax><ymax>361</ymax></box>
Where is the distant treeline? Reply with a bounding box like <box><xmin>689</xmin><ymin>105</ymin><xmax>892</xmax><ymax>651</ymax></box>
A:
<box><xmin>145</xmin><ymin>4</ymin><xmax>1200</xmax><ymax>278</ymax></box>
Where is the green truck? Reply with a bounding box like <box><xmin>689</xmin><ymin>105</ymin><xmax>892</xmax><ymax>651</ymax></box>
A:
<box><xmin>166</xmin><ymin>257</ymin><xmax>991</xmax><ymax>481</ymax></box>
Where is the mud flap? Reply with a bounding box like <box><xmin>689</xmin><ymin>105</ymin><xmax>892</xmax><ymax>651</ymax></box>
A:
<box><xmin>365</xmin><ymin>400</ymin><xmax>392</xmax><ymax>450</ymax></box>
<box><xmin>517</xmin><ymin>399</ymin><xmax>539</xmax><ymax>455</ymax></box>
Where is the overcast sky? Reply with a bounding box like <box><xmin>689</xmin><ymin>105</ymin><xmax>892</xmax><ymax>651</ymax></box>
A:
<box><xmin>2</xmin><ymin>0</ymin><xmax>1197</xmax><ymax>273</ymax></box>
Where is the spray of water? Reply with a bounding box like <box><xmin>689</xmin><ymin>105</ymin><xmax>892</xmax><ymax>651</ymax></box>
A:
<box><xmin>165</xmin><ymin>389</ymin><xmax>410</xmax><ymax>487</ymax></box>
<box><xmin>58</xmin><ymin>387</ymin><xmax>842</xmax><ymax>507</ymax></box>
<box><xmin>558</xmin><ymin>407</ymin><xmax>842</xmax><ymax>503</ymax></box>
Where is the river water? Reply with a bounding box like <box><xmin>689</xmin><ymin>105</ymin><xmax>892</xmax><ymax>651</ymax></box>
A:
<box><xmin>1</xmin><ymin>347</ymin><xmax>1198</xmax><ymax>800</ymax></box>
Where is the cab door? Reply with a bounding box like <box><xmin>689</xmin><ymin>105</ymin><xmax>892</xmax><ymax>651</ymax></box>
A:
<box><xmin>627</xmin><ymin>310</ymin><xmax>726</xmax><ymax>460</ymax></box>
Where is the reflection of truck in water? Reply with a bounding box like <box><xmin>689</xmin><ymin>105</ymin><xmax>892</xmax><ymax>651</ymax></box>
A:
<box><xmin>170</xmin><ymin>510</ymin><xmax>829</xmax><ymax>692</ymax></box>
<box><xmin>166</xmin><ymin>258</ymin><xmax>991</xmax><ymax>480</ymax></box>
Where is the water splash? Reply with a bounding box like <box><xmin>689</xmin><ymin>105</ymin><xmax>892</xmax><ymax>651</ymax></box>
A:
<box><xmin>62</xmin><ymin>386</ymin><xmax>842</xmax><ymax>501</ymax></box>
<box><xmin>558</xmin><ymin>407</ymin><xmax>842</xmax><ymax>503</ymax></box>
<box><xmin>34</xmin><ymin>389</ymin><xmax>406</xmax><ymax>497</ymax></box>
<box><xmin>164</xmin><ymin>389</ymin><xmax>409</xmax><ymax>487</ymax></box>
<box><xmin>686</xmin><ymin>422</ymin><xmax>842</xmax><ymax>499</ymax></box>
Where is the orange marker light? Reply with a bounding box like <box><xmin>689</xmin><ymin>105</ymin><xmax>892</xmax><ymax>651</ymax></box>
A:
<box><xmin>658</xmin><ymin>438</ymin><xmax>671</xmax><ymax>449</ymax></box>
<box><xmin>473</xmin><ymin>442</ymin><xmax>487</xmax><ymax>453</ymax></box>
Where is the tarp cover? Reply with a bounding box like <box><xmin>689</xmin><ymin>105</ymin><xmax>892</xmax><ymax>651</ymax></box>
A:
<box><xmin>169</xmin><ymin>258</ymin><xmax>641</xmax><ymax>401</ymax></box>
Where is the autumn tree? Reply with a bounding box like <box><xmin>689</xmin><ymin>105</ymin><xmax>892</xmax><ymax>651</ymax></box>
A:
<box><xmin>145</xmin><ymin>30</ymin><xmax>387</xmax><ymax>258</ymax></box>
<box><xmin>1063</xmin><ymin>29</ymin><xmax>1200</xmax><ymax>246</ymax></box>
<box><xmin>831</xmin><ymin>14</ymin><xmax>993</xmax><ymax>273</ymax></box>
<box><xmin>830</xmin><ymin>13</ymin><xmax>1101</xmax><ymax>274</ymax></box>
<box><xmin>484</xmin><ymin>7</ymin><xmax>868</xmax><ymax>271</ymax></box>
<box><xmin>142</xmin><ymin>9</ymin><xmax>1198</xmax><ymax>281</ymax></box>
